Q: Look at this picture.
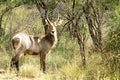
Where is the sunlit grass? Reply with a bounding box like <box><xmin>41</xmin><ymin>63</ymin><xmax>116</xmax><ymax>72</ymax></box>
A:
<box><xmin>60</xmin><ymin>62</ymin><xmax>81</xmax><ymax>80</ymax></box>
<box><xmin>19</xmin><ymin>64</ymin><xmax>40</xmax><ymax>78</ymax></box>
<box><xmin>0</xmin><ymin>50</ymin><xmax>120</xmax><ymax>80</ymax></box>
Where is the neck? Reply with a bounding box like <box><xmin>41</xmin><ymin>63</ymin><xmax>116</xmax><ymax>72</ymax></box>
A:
<box><xmin>45</xmin><ymin>32</ymin><xmax>57</xmax><ymax>48</ymax></box>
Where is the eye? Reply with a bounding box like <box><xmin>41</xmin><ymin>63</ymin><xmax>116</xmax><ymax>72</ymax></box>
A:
<box><xmin>51</xmin><ymin>30</ymin><xmax>55</xmax><ymax>33</ymax></box>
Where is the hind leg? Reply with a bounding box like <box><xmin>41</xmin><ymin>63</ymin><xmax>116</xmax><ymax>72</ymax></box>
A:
<box><xmin>10</xmin><ymin>53</ymin><xmax>23</xmax><ymax>72</ymax></box>
<box><xmin>11</xmin><ymin>56</ymin><xmax>19</xmax><ymax>71</ymax></box>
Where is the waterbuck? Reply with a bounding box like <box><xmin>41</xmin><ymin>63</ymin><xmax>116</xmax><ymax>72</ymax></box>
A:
<box><xmin>10</xmin><ymin>15</ymin><xmax>62</xmax><ymax>73</ymax></box>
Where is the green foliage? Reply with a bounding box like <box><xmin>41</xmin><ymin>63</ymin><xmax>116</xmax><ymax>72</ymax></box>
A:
<box><xmin>47</xmin><ymin>0</ymin><xmax>58</xmax><ymax>10</ymax></box>
<box><xmin>0</xmin><ymin>0</ymin><xmax>7</xmax><ymax>2</ymax></box>
<box><xmin>0</xmin><ymin>0</ymin><xmax>34</xmax><ymax>4</ymax></box>
<box><xmin>107</xmin><ymin>27</ymin><xmax>120</xmax><ymax>54</ymax></box>
<box><xmin>100</xmin><ymin>0</ymin><xmax>119</xmax><ymax>11</ymax></box>
<box><xmin>105</xmin><ymin>5</ymin><xmax>120</xmax><ymax>54</ymax></box>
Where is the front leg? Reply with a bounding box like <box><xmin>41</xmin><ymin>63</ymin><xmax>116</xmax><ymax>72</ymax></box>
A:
<box><xmin>40</xmin><ymin>53</ymin><xmax>46</xmax><ymax>73</ymax></box>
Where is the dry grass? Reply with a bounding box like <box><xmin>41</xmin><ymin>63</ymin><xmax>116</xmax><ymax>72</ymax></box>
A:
<box><xmin>0</xmin><ymin>49</ymin><xmax>119</xmax><ymax>80</ymax></box>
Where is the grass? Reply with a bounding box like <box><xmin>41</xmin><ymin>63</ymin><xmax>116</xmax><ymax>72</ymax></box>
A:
<box><xmin>0</xmin><ymin>44</ymin><xmax>120</xmax><ymax>80</ymax></box>
<box><xmin>0</xmin><ymin>48</ymin><xmax>120</xmax><ymax>80</ymax></box>
<box><xmin>0</xmin><ymin>5</ymin><xmax>120</xmax><ymax>80</ymax></box>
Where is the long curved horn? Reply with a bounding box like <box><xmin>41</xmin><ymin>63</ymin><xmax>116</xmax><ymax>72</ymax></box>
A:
<box><xmin>46</xmin><ymin>12</ymin><xmax>51</xmax><ymax>24</ymax></box>
<box><xmin>45</xmin><ymin>11</ymin><xmax>60</xmax><ymax>25</ymax></box>
<box><xmin>55</xmin><ymin>11</ymin><xmax>59</xmax><ymax>23</ymax></box>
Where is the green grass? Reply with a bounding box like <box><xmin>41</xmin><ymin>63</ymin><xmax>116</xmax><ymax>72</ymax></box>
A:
<box><xmin>0</xmin><ymin>40</ymin><xmax>120</xmax><ymax>80</ymax></box>
<box><xmin>0</xmin><ymin>48</ymin><xmax>120</xmax><ymax>80</ymax></box>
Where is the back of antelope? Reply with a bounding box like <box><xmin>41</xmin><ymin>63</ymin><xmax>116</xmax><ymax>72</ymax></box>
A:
<box><xmin>10</xmin><ymin>16</ymin><xmax>62</xmax><ymax>73</ymax></box>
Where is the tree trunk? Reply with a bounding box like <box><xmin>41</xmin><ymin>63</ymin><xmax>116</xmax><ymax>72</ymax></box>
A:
<box><xmin>83</xmin><ymin>0</ymin><xmax>103</xmax><ymax>54</ymax></box>
<box><xmin>77</xmin><ymin>33</ymin><xmax>86</xmax><ymax>68</ymax></box>
<box><xmin>35</xmin><ymin>0</ymin><xmax>48</xmax><ymax>34</ymax></box>
<box><xmin>71</xmin><ymin>0</ymin><xmax>86</xmax><ymax>67</ymax></box>
<box><xmin>41</xmin><ymin>10</ymin><xmax>48</xmax><ymax>34</ymax></box>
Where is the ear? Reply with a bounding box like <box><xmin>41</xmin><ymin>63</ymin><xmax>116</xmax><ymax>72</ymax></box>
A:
<box><xmin>54</xmin><ymin>20</ymin><xmax>63</xmax><ymax>27</ymax></box>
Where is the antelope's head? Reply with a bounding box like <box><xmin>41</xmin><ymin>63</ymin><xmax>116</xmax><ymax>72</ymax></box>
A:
<box><xmin>45</xmin><ymin>13</ymin><xmax>62</xmax><ymax>36</ymax></box>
